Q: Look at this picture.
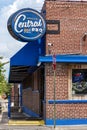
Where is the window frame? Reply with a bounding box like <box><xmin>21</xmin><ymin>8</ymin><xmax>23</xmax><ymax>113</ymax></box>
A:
<box><xmin>68</xmin><ymin>64</ymin><xmax>87</xmax><ymax>100</ymax></box>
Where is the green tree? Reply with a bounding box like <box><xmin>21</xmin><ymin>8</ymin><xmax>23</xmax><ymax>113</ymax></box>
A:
<box><xmin>0</xmin><ymin>57</ymin><xmax>12</xmax><ymax>98</ymax></box>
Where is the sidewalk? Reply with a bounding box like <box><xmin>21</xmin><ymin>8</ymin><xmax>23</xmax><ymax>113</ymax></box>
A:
<box><xmin>0</xmin><ymin>125</ymin><xmax>87</xmax><ymax>130</ymax></box>
<box><xmin>1</xmin><ymin>108</ymin><xmax>87</xmax><ymax>130</ymax></box>
<box><xmin>54</xmin><ymin>125</ymin><xmax>87</xmax><ymax>130</ymax></box>
<box><xmin>0</xmin><ymin>110</ymin><xmax>8</xmax><ymax>124</ymax></box>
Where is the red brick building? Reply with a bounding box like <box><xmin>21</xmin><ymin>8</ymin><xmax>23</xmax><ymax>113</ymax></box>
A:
<box><xmin>42</xmin><ymin>0</ymin><xmax>87</xmax><ymax>125</ymax></box>
<box><xmin>8</xmin><ymin>0</ymin><xmax>87</xmax><ymax>126</ymax></box>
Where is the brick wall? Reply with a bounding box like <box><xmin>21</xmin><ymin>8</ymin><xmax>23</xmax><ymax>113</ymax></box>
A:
<box><xmin>11</xmin><ymin>84</ymin><xmax>19</xmax><ymax>106</ymax></box>
<box><xmin>46</xmin><ymin>103</ymin><xmax>87</xmax><ymax>119</ymax></box>
<box><xmin>45</xmin><ymin>1</ymin><xmax>87</xmax><ymax>119</ymax></box>
<box><xmin>45</xmin><ymin>63</ymin><xmax>69</xmax><ymax>118</ymax></box>
<box><xmin>46</xmin><ymin>1</ymin><xmax>87</xmax><ymax>55</ymax></box>
<box><xmin>45</xmin><ymin>64</ymin><xmax>68</xmax><ymax>100</ymax></box>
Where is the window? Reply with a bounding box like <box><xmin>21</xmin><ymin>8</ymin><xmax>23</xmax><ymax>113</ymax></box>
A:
<box><xmin>72</xmin><ymin>69</ymin><xmax>87</xmax><ymax>95</ymax></box>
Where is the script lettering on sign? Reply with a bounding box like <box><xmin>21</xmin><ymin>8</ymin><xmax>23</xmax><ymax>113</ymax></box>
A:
<box><xmin>14</xmin><ymin>14</ymin><xmax>43</xmax><ymax>33</ymax></box>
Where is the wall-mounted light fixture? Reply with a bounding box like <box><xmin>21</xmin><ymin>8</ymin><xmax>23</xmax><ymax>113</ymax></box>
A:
<box><xmin>48</xmin><ymin>43</ymin><xmax>53</xmax><ymax>55</ymax></box>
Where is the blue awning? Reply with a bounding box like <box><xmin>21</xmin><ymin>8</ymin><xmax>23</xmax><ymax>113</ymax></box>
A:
<box><xmin>39</xmin><ymin>54</ymin><xmax>87</xmax><ymax>63</ymax></box>
<box><xmin>10</xmin><ymin>39</ymin><xmax>45</xmax><ymax>66</ymax></box>
<box><xmin>9</xmin><ymin>37</ymin><xmax>45</xmax><ymax>83</ymax></box>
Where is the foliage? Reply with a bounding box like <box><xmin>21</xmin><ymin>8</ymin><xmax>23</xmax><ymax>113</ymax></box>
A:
<box><xmin>0</xmin><ymin>57</ymin><xmax>12</xmax><ymax>98</ymax></box>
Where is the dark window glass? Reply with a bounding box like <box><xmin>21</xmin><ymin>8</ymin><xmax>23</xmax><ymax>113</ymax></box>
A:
<box><xmin>72</xmin><ymin>69</ymin><xmax>87</xmax><ymax>94</ymax></box>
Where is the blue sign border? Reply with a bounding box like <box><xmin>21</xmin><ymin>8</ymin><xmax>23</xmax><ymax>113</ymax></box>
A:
<box><xmin>7</xmin><ymin>8</ymin><xmax>46</xmax><ymax>42</ymax></box>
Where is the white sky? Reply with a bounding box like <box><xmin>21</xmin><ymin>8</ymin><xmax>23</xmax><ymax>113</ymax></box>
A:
<box><xmin>0</xmin><ymin>0</ymin><xmax>44</xmax><ymax>79</ymax></box>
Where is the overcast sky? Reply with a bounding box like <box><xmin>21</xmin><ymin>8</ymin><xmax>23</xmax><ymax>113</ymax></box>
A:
<box><xmin>0</xmin><ymin>0</ymin><xmax>44</xmax><ymax>79</ymax></box>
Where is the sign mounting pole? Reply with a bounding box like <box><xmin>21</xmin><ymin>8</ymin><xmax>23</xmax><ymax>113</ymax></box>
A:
<box><xmin>52</xmin><ymin>54</ymin><xmax>56</xmax><ymax>128</ymax></box>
